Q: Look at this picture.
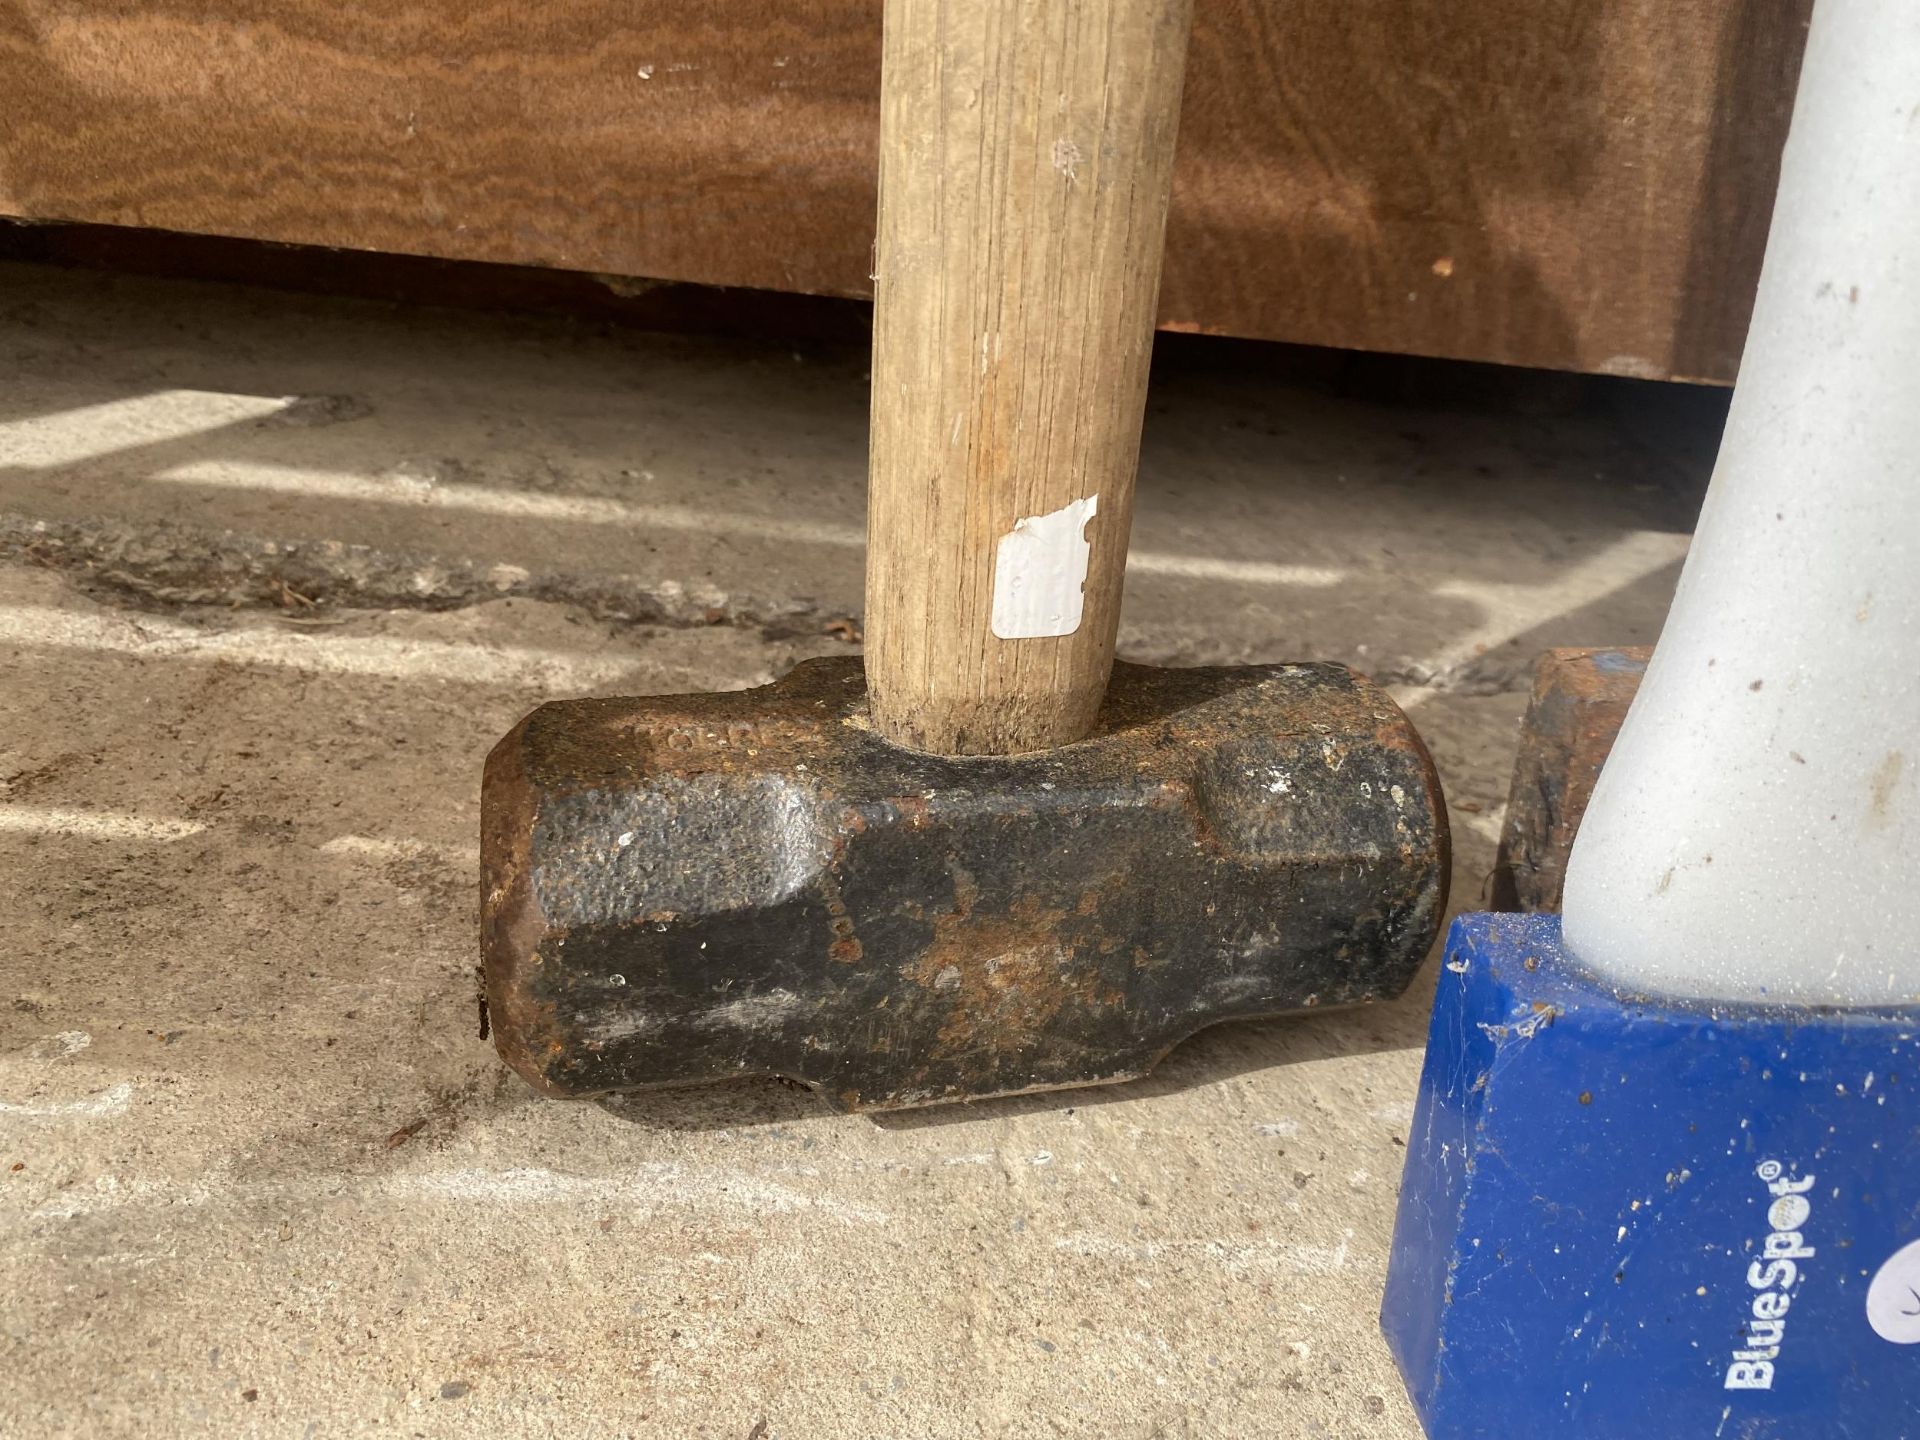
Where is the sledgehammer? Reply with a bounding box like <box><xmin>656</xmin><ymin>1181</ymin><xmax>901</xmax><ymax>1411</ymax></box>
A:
<box><xmin>480</xmin><ymin>0</ymin><xmax>1449</xmax><ymax>1111</ymax></box>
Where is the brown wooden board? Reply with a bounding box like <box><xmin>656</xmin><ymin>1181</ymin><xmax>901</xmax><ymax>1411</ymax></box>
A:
<box><xmin>0</xmin><ymin>1</ymin><xmax>1809</xmax><ymax>380</ymax></box>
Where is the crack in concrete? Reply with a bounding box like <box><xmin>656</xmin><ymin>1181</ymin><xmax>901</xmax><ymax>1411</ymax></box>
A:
<box><xmin>2</xmin><ymin>515</ymin><xmax>1556</xmax><ymax>695</ymax></box>
<box><xmin>0</xmin><ymin>511</ymin><xmax>849</xmax><ymax>644</ymax></box>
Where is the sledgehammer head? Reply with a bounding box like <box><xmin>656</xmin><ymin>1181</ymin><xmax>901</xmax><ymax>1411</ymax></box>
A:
<box><xmin>481</xmin><ymin>658</ymin><xmax>1448</xmax><ymax>1111</ymax></box>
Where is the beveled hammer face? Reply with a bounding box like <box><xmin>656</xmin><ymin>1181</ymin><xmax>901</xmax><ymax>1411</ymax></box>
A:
<box><xmin>482</xmin><ymin>658</ymin><xmax>1449</xmax><ymax>1111</ymax></box>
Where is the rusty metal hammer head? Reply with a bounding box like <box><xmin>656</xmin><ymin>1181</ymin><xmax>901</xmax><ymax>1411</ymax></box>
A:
<box><xmin>482</xmin><ymin>658</ymin><xmax>1447</xmax><ymax>1111</ymax></box>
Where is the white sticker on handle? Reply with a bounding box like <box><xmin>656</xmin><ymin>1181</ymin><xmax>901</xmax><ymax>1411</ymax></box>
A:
<box><xmin>990</xmin><ymin>495</ymin><xmax>1099</xmax><ymax>640</ymax></box>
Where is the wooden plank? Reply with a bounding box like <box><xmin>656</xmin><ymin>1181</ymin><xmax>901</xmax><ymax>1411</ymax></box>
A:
<box><xmin>0</xmin><ymin>0</ymin><xmax>1809</xmax><ymax>380</ymax></box>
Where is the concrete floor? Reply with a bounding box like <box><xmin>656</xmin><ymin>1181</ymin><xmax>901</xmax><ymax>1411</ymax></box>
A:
<box><xmin>0</xmin><ymin>262</ymin><xmax>1721</xmax><ymax>1437</ymax></box>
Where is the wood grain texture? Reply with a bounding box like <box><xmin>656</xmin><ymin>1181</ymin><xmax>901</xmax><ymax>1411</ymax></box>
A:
<box><xmin>864</xmin><ymin>0</ymin><xmax>1190</xmax><ymax>755</ymax></box>
<box><xmin>0</xmin><ymin>1</ymin><xmax>1809</xmax><ymax>378</ymax></box>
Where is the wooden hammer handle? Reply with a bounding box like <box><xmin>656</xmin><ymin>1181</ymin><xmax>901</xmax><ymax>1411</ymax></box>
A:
<box><xmin>865</xmin><ymin>0</ymin><xmax>1194</xmax><ymax>755</ymax></box>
